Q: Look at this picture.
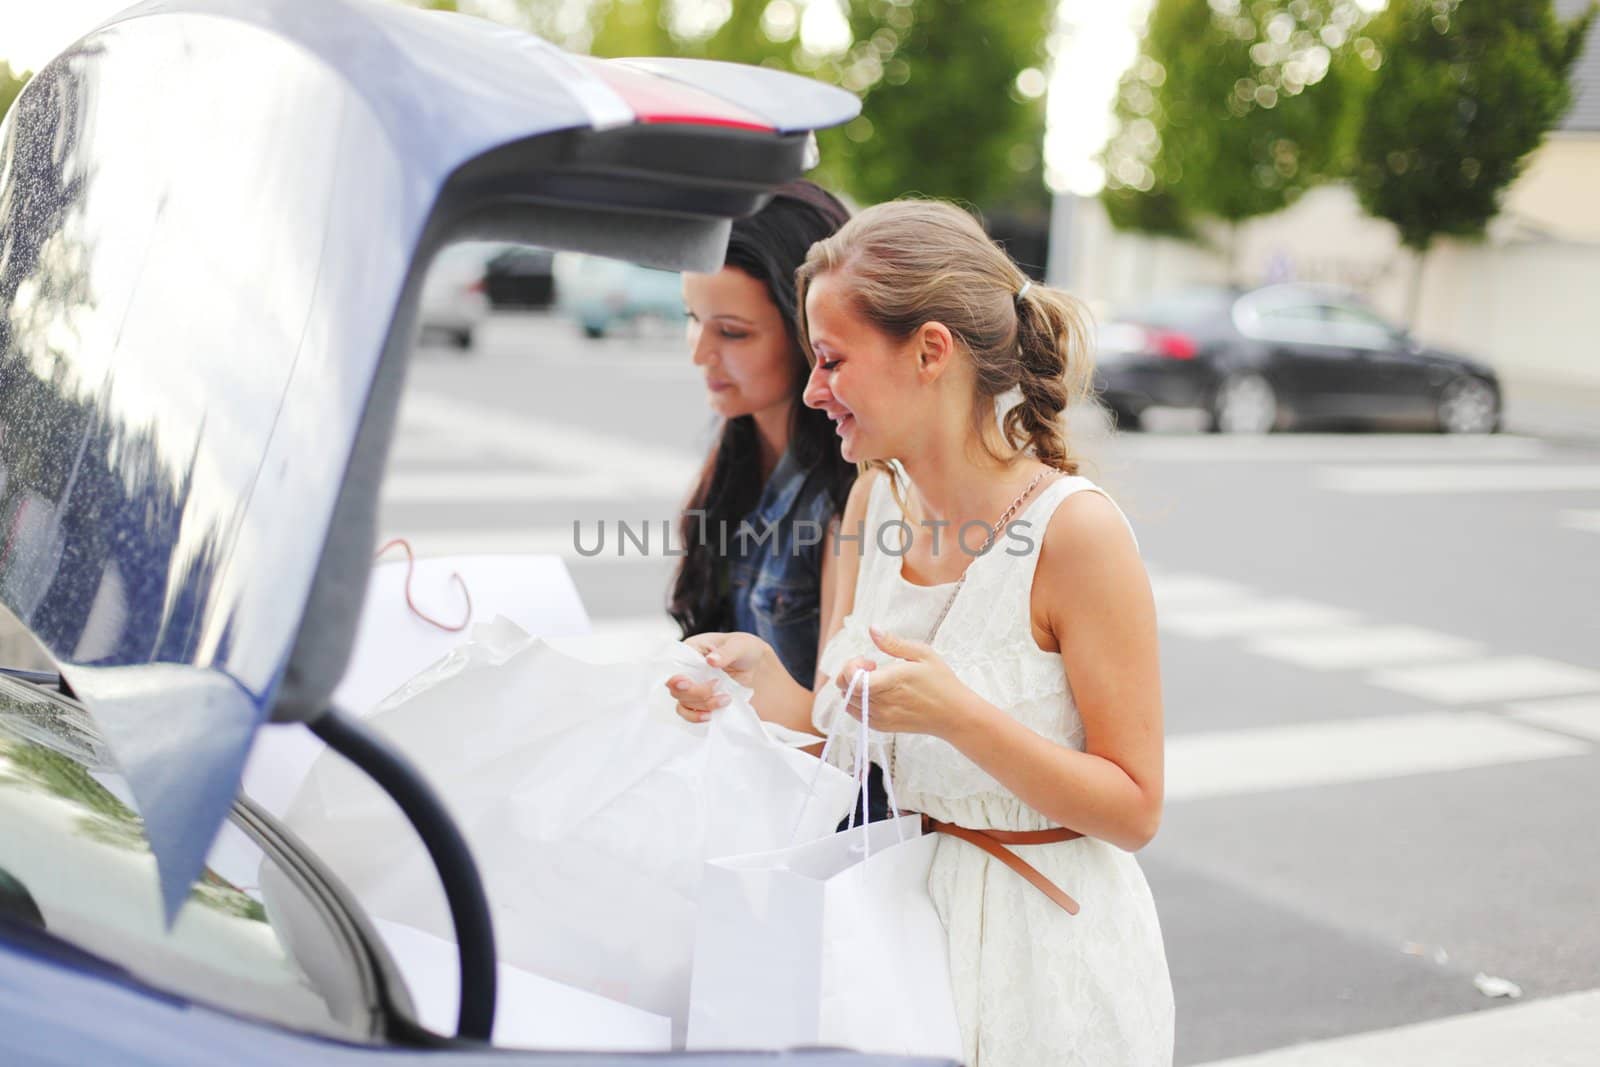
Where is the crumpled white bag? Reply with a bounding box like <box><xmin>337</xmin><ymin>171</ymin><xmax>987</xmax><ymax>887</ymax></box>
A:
<box><xmin>284</xmin><ymin>617</ymin><xmax>856</xmax><ymax>1044</ymax></box>
<box><xmin>686</xmin><ymin>668</ymin><xmax>964</xmax><ymax>1058</ymax></box>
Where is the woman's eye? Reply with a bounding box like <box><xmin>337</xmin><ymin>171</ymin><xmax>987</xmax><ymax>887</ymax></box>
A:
<box><xmin>818</xmin><ymin>358</ymin><xmax>841</xmax><ymax>371</ymax></box>
<box><xmin>719</xmin><ymin>329</ymin><xmax>749</xmax><ymax>340</ymax></box>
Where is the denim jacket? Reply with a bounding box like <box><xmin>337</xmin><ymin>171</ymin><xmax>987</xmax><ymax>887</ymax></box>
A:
<box><xmin>723</xmin><ymin>449</ymin><xmax>841</xmax><ymax>688</ymax></box>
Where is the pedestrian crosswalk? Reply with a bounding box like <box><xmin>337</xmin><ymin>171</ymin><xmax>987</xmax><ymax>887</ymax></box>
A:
<box><xmin>383</xmin><ymin>471</ymin><xmax>642</xmax><ymax>502</ymax></box>
<box><xmin>1158</xmin><ymin>598</ymin><xmax>1360</xmax><ymax>639</ymax></box>
<box><xmin>1370</xmin><ymin>656</ymin><xmax>1600</xmax><ymax>705</ymax></box>
<box><xmin>1245</xmin><ymin>625</ymin><xmax>1484</xmax><ymax>671</ymax></box>
<box><xmin>390</xmin><ymin>526</ymin><xmax>678</xmax><ymax>563</ymax></box>
<box><xmin>1164</xmin><ymin>711</ymin><xmax>1587</xmax><ymax>803</ymax></box>
<box><xmin>1506</xmin><ymin>695</ymin><xmax>1600</xmax><ymax>743</ymax></box>
<box><xmin>1147</xmin><ymin>565</ymin><xmax>1600</xmax><ymax>802</ymax></box>
<box><xmin>393</xmin><ymin>389</ymin><xmax>699</xmax><ymax>489</ymax></box>
<box><xmin>1108</xmin><ymin>433</ymin><xmax>1551</xmax><ymax>464</ymax></box>
<box><xmin>1193</xmin><ymin>987</ymin><xmax>1600</xmax><ymax>1067</ymax></box>
<box><xmin>1562</xmin><ymin>508</ymin><xmax>1600</xmax><ymax>533</ymax></box>
<box><xmin>1318</xmin><ymin>463</ymin><xmax>1600</xmax><ymax>494</ymax></box>
<box><xmin>378</xmin><ymin>389</ymin><xmax>1600</xmax><ymax>809</ymax></box>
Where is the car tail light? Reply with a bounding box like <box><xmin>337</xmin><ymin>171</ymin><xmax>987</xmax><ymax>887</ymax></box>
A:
<box><xmin>466</xmin><ymin>278</ymin><xmax>487</xmax><ymax>294</ymax></box>
<box><xmin>1147</xmin><ymin>329</ymin><xmax>1197</xmax><ymax>360</ymax></box>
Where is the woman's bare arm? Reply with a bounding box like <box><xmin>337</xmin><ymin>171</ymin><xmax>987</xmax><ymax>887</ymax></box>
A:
<box><xmin>935</xmin><ymin>491</ymin><xmax>1164</xmax><ymax>850</ymax></box>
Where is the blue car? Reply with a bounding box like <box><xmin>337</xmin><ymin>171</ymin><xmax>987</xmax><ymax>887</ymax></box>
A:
<box><xmin>556</xmin><ymin>253</ymin><xmax>685</xmax><ymax>339</ymax></box>
<box><xmin>0</xmin><ymin>2</ymin><xmax>955</xmax><ymax>1064</ymax></box>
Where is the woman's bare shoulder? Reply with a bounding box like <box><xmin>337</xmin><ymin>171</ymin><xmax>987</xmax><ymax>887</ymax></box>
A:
<box><xmin>1036</xmin><ymin>487</ymin><xmax>1146</xmax><ymax>599</ymax></box>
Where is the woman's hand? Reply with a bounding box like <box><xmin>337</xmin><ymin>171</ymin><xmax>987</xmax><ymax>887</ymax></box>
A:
<box><xmin>666</xmin><ymin>631</ymin><xmax>776</xmax><ymax>723</ymax></box>
<box><xmin>833</xmin><ymin>625</ymin><xmax>984</xmax><ymax>740</ymax></box>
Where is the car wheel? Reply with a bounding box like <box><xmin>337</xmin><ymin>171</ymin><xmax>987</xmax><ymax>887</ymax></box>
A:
<box><xmin>582</xmin><ymin>323</ymin><xmax>605</xmax><ymax>339</ymax></box>
<box><xmin>1210</xmin><ymin>372</ymin><xmax>1280</xmax><ymax>434</ymax></box>
<box><xmin>454</xmin><ymin>329</ymin><xmax>474</xmax><ymax>351</ymax></box>
<box><xmin>1436</xmin><ymin>376</ymin><xmax>1499</xmax><ymax>434</ymax></box>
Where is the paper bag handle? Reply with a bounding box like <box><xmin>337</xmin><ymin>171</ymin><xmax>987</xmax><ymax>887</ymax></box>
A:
<box><xmin>793</xmin><ymin>668</ymin><xmax>907</xmax><ymax>856</ymax></box>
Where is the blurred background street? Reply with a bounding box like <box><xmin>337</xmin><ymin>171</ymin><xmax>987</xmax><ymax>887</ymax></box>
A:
<box><xmin>388</xmin><ymin>309</ymin><xmax>1599</xmax><ymax>1064</ymax></box>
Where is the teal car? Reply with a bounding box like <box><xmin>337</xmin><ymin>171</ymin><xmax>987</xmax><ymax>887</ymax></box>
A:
<box><xmin>557</xmin><ymin>254</ymin><xmax>686</xmax><ymax>339</ymax></box>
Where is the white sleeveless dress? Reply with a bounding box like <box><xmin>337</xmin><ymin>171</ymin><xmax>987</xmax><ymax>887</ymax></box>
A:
<box><xmin>812</xmin><ymin>472</ymin><xmax>1174</xmax><ymax>1067</ymax></box>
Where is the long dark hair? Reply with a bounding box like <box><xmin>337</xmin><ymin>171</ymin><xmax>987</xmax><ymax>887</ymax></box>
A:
<box><xmin>668</xmin><ymin>181</ymin><xmax>855</xmax><ymax>638</ymax></box>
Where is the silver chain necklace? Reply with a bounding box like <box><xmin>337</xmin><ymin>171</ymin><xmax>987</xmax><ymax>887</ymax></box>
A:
<box><xmin>879</xmin><ymin>465</ymin><xmax>1058</xmax><ymax>792</ymax></box>
<box><xmin>922</xmin><ymin>466</ymin><xmax>1056</xmax><ymax>645</ymax></box>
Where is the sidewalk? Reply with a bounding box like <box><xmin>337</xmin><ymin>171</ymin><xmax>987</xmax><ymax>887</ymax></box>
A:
<box><xmin>1501</xmin><ymin>376</ymin><xmax>1600</xmax><ymax>443</ymax></box>
<box><xmin>1195</xmin><ymin>990</ymin><xmax>1600</xmax><ymax>1066</ymax></box>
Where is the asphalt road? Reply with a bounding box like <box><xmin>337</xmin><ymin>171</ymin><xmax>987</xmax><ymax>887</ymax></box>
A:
<box><xmin>385</xmin><ymin>310</ymin><xmax>1600</xmax><ymax>1065</ymax></box>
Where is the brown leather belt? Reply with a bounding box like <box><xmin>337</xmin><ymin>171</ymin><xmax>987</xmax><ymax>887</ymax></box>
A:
<box><xmin>921</xmin><ymin>814</ymin><xmax>1082</xmax><ymax>916</ymax></box>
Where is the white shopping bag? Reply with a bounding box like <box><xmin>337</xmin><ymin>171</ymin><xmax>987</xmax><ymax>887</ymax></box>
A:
<box><xmin>686</xmin><ymin>671</ymin><xmax>964</xmax><ymax>1058</ymax></box>
<box><xmin>242</xmin><ymin>552</ymin><xmax>590</xmax><ymax>819</ymax></box>
<box><xmin>282</xmin><ymin>617</ymin><xmax>857</xmax><ymax>1045</ymax></box>
<box><xmin>368</xmin><ymin>919</ymin><xmax>672</xmax><ymax>1051</ymax></box>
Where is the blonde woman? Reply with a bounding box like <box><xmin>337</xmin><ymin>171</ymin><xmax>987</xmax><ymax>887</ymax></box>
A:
<box><xmin>669</xmin><ymin>200</ymin><xmax>1173</xmax><ymax>1066</ymax></box>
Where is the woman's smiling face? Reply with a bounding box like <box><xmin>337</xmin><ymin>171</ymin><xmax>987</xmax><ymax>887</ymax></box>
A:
<box><xmin>682</xmin><ymin>267</ymin><xmax>796</xmax><ymax>421</ymax></box>
<box><xmin>801</xmin><ymin>270</ymin><xmax>920</xmax><ymax>463</ymax></box>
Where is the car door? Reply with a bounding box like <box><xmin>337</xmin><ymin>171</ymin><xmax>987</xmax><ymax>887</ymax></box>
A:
<box><xmin>1247</xmin><ymin>300</ymin><xmax>1360</xmax><ymax>420</ymax></box>
<box><xmin>1321</xmin><ymin>302</ymin><xmax>1437</xmax><ymax>422</ymax></box>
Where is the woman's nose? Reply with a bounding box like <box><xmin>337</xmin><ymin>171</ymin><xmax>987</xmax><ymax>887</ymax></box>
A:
<box><xmin>802</xmin><ymin>362</ymin><xmax>831</xmax><ymax>409</ymax></box>
<box><xmin>689</xmin><ymin>327</ymin><xmax>715</xmax><ymax>367</ymax></box>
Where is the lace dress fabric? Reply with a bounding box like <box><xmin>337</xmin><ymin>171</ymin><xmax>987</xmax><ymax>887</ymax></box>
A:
<box><xmin>812</xmin><ymin>473</ymin><xmax>1174</xmax><ymax>1066</ymax></box>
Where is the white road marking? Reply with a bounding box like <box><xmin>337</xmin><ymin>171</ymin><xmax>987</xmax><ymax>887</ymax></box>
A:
<box><xmin>398</xmin><ymin>390</ymin><xmax>700</xmax><ymax>488</ymax></box>
<box><xmin>387</xmin><ymin>434</ymin><xmax>523</xmax><ymax>464</ymax></box>
<box><xmin>1561</xmin><ymin>508</ymin><xmax>1600</xmax><ymax>533</ymax></box>
<box><xmin>1191</xmin><ymin>988</ymin><xmax>1600</xmax><ymax>1067</ymax></box>
<box><xmin>1246</xmin><ymin>625</ymin><xmax>1484</xmax><ymax>671</ymax></box>
<box><xmin>380</xmin><ymin>526</ymin><xmax>677</xmax><ymax>565</ymax></box>
<box><xmin>1160</xmin><ymin>599</ymin><xmax>1361</xmax><ymax>639</ymax></box>
<box><xmin>1319</xmin><ymin>464</ymin><xmax>1600</xmax><ymax>494</ymax></box>
<box><xmin>1166</xmin><ymin>711</ymin><xmax>1588</xmax><ymax>803</ymax></box>
<box><xmin>1370</xmin><ymin>656</ymin><xmax>1600</xmax><ymax>705</ymax></box>
<box><xmin>382</xmin><ymin>470</ymin><xmax>664</xmax><ymax>503</ymax></box>
<box><xmin>1505</xmin><ymin>695</ymin><xmax>1600</xmax><ymax>742</ymax></box>
<box><xmin>1148</xmin><ymin>573</ymin><xmax>1258</xmax><ymax>609</ymax></box>
<box><xmin>1111</xmin><ymin>434</ymin><xmax>1548</xmax><ymax>464</ymax></box>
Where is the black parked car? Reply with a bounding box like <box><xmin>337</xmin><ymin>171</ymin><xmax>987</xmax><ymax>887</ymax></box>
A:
<box><xmin>1095</xmin><ymin>285</ymin><xmax>1502</xmax><ymax>434</ymax></box>
<box><xmin>485</xmin><ymin>246</ymin><xmax>558</xmax><ymax>310</ymax></box>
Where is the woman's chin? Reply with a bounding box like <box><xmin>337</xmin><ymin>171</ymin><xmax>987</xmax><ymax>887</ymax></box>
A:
<box><xmin>837</xmin><ymin>424</ymin><xmax>871</xmax><ymax>462</ymax></box>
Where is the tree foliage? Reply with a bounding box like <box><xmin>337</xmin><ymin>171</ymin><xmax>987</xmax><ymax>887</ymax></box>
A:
<box><xmin>1101</xmin><ymin>0</ymin><xmax>1372</xmax><ymax>238</ymax></box>
<box><xmin>821</xmin><ymin>0</ymin><xmax>1052</xmax><ymax>208</ymax></box>
<box><xmin>0</xmin><ymin>62</ymin><xmax>30</xmax><ymax>123</ymax></box>
<box><xmin>1350</xmin><ymin>0</ymin><xmax>1596</xmax><ymax>252</ymax></box>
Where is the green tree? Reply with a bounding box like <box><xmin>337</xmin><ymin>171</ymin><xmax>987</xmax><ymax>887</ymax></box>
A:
<box><xmin>822</xmin><ymin>0</ymin><xmax>1052</xmax><ymax>209</ymax></box>
<box><xmin>1101</xmin><ymin>0</ymin><xmax>1369</xmax><ymax>266</ymax></box>
<box><xmin>0</xmin><ymin>61</ymin><xmax>31</xmax><ymax>122</ymax></box>
<box><xmin>1350</xmin><ymin>0</ymin><xmax>1596</xmax><ymax>319</ymax></box>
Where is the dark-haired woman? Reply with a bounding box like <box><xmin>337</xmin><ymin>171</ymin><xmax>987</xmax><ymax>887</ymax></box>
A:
<box><xmin>664</xmin><ymin>182</ymin><xmax>890</xmax><ymax>820</ymax></box>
